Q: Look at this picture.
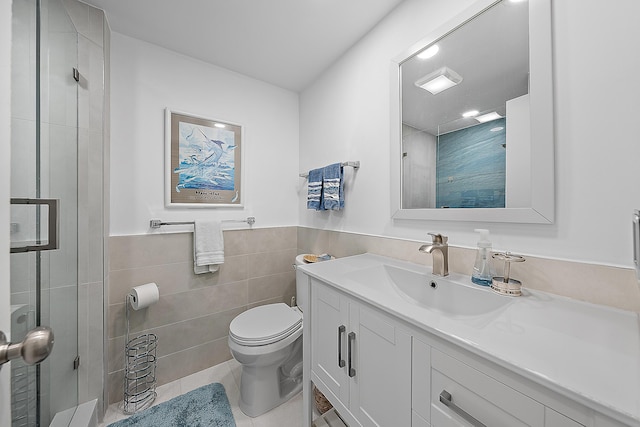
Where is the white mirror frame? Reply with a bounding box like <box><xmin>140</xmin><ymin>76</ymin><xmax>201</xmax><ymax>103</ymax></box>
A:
<box><xmin>390</xmin><ymin>0</ymin><xmax>554</xmax><ymax>224</ymax></box>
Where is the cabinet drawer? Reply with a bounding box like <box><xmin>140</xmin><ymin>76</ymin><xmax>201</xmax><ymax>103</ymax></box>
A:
<box><xmin>545</xmin><ymin>408</ymin><xmax>584</xmax><ymax>427</ymax></box>
<box><xmin>431</xmin><ymin>349</ymin><xmax>544</xmax><ymax>427</ymax></box>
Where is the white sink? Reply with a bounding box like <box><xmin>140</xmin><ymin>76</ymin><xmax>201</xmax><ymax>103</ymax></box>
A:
<box><xmin>346</xmin><ymin>264</ymin><xmax>513</xmax><ymax>317</ymax></box>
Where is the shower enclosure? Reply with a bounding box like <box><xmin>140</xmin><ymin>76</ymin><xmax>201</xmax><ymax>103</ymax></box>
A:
<box><xmin>9</xmin><ymin>0</ymin><xmax>108</xmax><ymax>425</ymax></box>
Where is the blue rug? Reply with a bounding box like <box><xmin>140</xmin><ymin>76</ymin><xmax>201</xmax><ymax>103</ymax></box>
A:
<box><xmin>108</xmin><ymin>383</ymin><xmax>236</xmax><ymax>427</ymax></box>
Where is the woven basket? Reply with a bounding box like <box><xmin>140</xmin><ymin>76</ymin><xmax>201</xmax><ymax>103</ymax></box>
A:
<box><xmin>313</xmin><ymin>385</ymin><xmax>333</xmax><ymax>414</ymax></box>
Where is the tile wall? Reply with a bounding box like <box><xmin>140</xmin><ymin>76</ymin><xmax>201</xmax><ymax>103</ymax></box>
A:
<box><xmin>297</xmin><ymin>227</ymin><xmax>640</xmax><ymax>312</ymax></box>
<box><xmin>107</xmin><ymin>227</ymin><xmax>298</xmax><ymax>404</ymax></box>
<box><xmin>107</xmin><ymin>225</ymin><xmax>640</xmax><ymax>404</ymax></box>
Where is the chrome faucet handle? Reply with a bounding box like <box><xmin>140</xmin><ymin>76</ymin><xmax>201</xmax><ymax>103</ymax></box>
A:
<box><xmin>428</xmin><ymin>233</ymin><xmax>448</xmax><ymax>244</ymax></box>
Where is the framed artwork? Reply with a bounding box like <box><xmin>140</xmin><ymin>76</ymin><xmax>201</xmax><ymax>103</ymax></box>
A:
<box><xmin>165</xmin><ymin>108</ymin><xmax>243</xmax><ymax>207</ymax></box>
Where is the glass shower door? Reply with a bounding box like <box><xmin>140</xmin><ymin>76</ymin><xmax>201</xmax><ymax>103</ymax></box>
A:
<box><xmin>10</xmin><ymin>0</ymin><xmax>79</xmax><ymax>425</ymax></box>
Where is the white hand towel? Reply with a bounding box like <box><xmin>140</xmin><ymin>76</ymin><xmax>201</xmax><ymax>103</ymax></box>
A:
<box><xmin>194</xmin><ymin>220</ymin><xmax>224</xmax><ymax>274</ymax></box>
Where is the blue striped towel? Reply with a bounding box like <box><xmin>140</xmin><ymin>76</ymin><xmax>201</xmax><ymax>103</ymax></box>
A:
<box><xmin>323</xmin><ymin>163</ymin><xmax>344</xmax><ymax>210</ymax></box>
<box><xmin>307</xmin><ymin>168</ymin><xmax>324</xmax><ymax>210</ymax></box>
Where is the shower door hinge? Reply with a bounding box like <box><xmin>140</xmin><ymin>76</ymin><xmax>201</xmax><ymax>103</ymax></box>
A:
<box><xmin>73</xmin><ymin>356</ymin><xmax>80</xmax><ymax>370</ymax></box>
<box><xmin>73</xmin><ymin>68</ymin><xmax>80</xmax><ymax>82</ymax></box>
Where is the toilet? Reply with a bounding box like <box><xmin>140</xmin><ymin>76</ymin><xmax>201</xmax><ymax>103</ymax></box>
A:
<box><xmin>228</xmin><ymin>254</ymin><xmax>308</xmax><ymax>417</ymax></box>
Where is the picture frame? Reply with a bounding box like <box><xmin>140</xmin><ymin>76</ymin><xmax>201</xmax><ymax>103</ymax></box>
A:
<box><xmin>165</xmin><ymin>108</ymin><xmax>243</xmax><ymax>208</ymax></box>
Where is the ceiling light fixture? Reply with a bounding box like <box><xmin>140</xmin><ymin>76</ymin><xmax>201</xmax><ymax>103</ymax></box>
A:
<box><xmin>415</xmin><ymin>67</ymin><xmax>463</xmax><ymax>95</ymax></box>
<box><xmin>462</xmin><ymin>110</ymin><xmax>479</xmax><ymax>118</ymax></box>
<box><xmin>214</xmin><ymin>123</ymin><xmax>226</xmax><ymax>128</ymax></box>
<box><xmin>475</xmin><ymin>112</ymin><xmax>502</xmax><ymax>123</ymax></box>
<box><xmin>417</xmin><ymin>44</ymin><xmax>439</xmax><ymax>60</ymax></box>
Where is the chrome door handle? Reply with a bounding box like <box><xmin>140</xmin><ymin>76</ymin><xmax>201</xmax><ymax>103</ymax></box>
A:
<box><xmin>439</xmin><ymin>390</ymin><xmax>486</xmax><ymax>427</ymax></box>
<box><xmin>337</xmin><ymin>325</ymin><xmax>346</xmax><ymax>368</ymax></box>
<box><xmin>0</xmin><ymin>327</ymin><xmax>54</xmax><ymax>370</ymax></box>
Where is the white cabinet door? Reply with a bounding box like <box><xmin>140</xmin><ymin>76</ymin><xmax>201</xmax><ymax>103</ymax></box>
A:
<box><xmin>349</xmin><ymin>305</ymin><xmax>412</xmax><ymax>427</ymax></box>
<box><xmin>311</xmin><ymin>280</ymin><xmax>412</xmax><ymax>427</ymax></box>
<box><xmin>311</xmin><ymin>280</ymin><xmax>351</xmax><ymax>406</ymax></box>
<box><xmin>413</xmin><ymin>336</ymin><xmax>432</xmax><ymax>422</ymax></box>
<box><xmin>413</xmin><ymin>410</ymin><xmax>431</xmax><ymax>427</ymax></box>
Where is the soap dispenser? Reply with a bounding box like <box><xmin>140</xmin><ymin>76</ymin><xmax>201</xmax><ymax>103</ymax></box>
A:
<box><xmin>471</xmin><ymin>229</ymin><xmax>493</xmax><ymax>286</ymax></box>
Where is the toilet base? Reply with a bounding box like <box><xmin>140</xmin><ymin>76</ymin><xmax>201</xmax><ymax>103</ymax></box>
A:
<box><xmin>237</xmin><ymin>336</ymin><xmax>303</xmax><ymax>417</ymax></box>
<box><xmin>239</xmin><ymin>367</ymin><xmax>302</xmax><ymax>417</ymax></box>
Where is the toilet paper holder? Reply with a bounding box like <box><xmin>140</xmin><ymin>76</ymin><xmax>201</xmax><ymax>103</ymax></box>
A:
<box><xmin>122</xmin><ymin>286</ymin><xmax>159</xmax><ymax>414</ymax></box>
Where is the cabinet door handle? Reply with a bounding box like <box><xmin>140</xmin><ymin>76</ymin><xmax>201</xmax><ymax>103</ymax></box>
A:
<box><xmin>337</xmin><ymin>325</ymin><xmax>346</xmax><ymax>368</ymax></box>
<box><xmin>439</xmin><ymin>390</ymin><xmax>486</xmax><ymax>427</ymax></box>
<box><xmin>348</xmin><ymin>332</ymin><xmax>356</xmax><ymax>377</ymax></box>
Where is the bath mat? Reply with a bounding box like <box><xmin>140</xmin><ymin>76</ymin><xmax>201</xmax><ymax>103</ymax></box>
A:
<box><xmin>108</xmin><ymin>382</ymin><xmax>236</xmax><ymax>427</ymax></box>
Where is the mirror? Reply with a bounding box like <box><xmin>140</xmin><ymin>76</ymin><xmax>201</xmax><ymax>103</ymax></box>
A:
<box><xmin>390</xmin><ymin>0</ymin><xmax>554</xmax><ymax>223</ymax></box>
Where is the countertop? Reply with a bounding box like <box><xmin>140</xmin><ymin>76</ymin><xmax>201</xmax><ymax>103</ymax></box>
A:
<box><xmin>299</xmin><ymin>253</ymin><xmax>640</xmax><ymax>426</ymax></box>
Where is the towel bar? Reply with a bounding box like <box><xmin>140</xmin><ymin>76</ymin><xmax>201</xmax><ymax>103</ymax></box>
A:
<box><xmin>299</xmin><ymin>161</ymin><xmax>360</xmax><ymax>178</ymax></box>
<box><xmin>149</xmin><ymin>217</ymin><xmax>255</xmax><ymax>229</ymax></box>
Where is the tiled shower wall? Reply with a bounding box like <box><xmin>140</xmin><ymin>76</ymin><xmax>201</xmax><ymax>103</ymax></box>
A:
<box><xmin>107</xmin><ymin>227</ymin><xmax>297</xmax><ymax>404</ymax></box>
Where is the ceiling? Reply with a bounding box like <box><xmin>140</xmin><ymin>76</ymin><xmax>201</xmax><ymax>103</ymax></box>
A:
<box><xmin>82</xmin><ymin>0</ymin><xmax>405</xmax><ymax>92</ymax></box>
<box><xmin>401</xmin><ymin>0</ymin><xmax>529</xmax><ymax>135</ymax></box>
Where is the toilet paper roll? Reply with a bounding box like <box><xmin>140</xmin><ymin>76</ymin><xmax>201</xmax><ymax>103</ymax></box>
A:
<box><xmin>129</xmin><ymin>282</ymin><xmax>159</xmax><ymax>310</ymax></box>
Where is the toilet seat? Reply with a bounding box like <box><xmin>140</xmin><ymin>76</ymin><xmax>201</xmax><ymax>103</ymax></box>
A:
<box><xmin>229</xmin><ymin>303</ymin><xmax>302</xmax><ymax>346</ymax></box>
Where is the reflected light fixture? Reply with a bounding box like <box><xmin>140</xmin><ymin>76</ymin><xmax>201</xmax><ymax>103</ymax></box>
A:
<box><xmin>490</xmin><ymin>126</ymin><xmax>505</xmax><ymax>132</ymax></box>
<box><xmin>462</xmin><ymin>110</ymin><xmax>479</xmax><ymax>118</ymax></box>
<box><xmin>417</xmin><ymin>44</ymin><xmax>439</xmax><ymax>59</ymax></box>
<box><xmin>415</xmin><ymin>67</ymin><xmax>463</xmax><ymax>95</ymax></box>
<box><xmin>475</xmin><ymin>112</ymin><xmax>502</xmax><ymax>123</ymax></box>
<box><xmin>214</xmin><ymin>123</ymin><xmax>226</xmax><ymax>128</ymax></box>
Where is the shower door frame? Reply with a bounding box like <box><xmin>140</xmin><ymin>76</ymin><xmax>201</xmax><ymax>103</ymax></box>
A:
<box><xmin>9</xmin><ymin>0</ymin><xmax>81</xmax><ymax>424</ymax></box>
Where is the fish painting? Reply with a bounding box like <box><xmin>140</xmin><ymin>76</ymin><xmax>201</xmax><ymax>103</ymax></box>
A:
<box><xmin>174</xmin><ymin>122</ymin><xmax>237</xmax><ymax>192</ymax></box>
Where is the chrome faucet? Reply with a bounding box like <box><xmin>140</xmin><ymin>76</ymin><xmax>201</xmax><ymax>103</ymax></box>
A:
<box><xmin>419</xmin><ymin>233</ymin><xmax>449</xmax><ymax>277</ymax></box>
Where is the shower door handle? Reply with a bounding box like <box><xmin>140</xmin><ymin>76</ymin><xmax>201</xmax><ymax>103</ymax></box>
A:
<box><xmin>0</xmin><ymin>327</ymin><xmax>54</xmax><ymax>371</ymax></box>
<box><xmin>10</xmin><ymin>198</ymin><xmax>59</xmax><ymax>253</ymax></box>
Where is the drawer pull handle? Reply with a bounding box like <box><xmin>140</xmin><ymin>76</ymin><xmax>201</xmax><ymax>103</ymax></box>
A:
<box><xmin>348</xmin><ymin>332</ymin><xmax>356</xmax><ymax>377</ymax></box>
<box><xmin>337</xmin><ymin>325</ymin><xmax>346</xmax><ymax>368</ymax></box>
<box><xmin>439</xmin><ymin>390</ymin><xmax>486</xmax><ymax>427</ymax></box>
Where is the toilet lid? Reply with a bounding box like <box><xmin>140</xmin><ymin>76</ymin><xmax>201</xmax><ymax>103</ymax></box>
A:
<box><xmin>229</xmin><ymin>303</ymin><xmax>302</xmax><ymax>346</ymax></box>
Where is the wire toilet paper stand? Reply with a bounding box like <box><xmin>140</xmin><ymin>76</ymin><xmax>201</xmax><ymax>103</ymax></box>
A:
<box><xmin>122</xmin><ymin>293</ymin><xmax>158</xmax><ymax>414</ymax></box>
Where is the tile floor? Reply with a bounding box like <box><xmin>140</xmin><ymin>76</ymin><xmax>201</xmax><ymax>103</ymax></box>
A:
<box><xmin>100</xmin><ymin>358</ymin><xmax>304</xmax><ymax>427</ymax></box>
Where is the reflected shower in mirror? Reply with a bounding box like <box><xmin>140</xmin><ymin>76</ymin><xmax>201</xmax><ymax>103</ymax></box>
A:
<box><xmin>401</xmin><ymin>0</ymin><xmax>528</xmax><ymax>210</ymax></box>
<box><xmin>391</xmin><ymin>0</ymin><xmax>553</xmax><ymax>223</ymax></box>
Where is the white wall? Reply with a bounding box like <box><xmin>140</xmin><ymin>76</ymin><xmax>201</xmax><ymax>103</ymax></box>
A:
<box><xmin>300</xmin><ymin>0</ymin><xmax>640</xmax><ymax>268</ymax></box>
<box><xmin>110</xmin><ymin>33</ymin><xmax>300</xmax><ymax>236</ymax></box>
<box><xmin>0</xmin><ymin>0</ymin><xmax>11</xmax><ymax>423</ymax></box>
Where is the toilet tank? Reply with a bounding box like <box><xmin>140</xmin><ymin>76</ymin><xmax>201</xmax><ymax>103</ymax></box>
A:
<box><xmin>294</xmin><ymin>255</ymin><xmax>309</xmax><ymax>313</ymax></box>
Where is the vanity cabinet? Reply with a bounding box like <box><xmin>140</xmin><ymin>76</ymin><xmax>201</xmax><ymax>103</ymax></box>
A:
<box><xmin>311</xmin><ymin>279</ymin><xmax>412</xmax><ymax>427</ymax></box>
<box><xmin>302</xmin><ymin>256</ymin><xmax>634</xmax><ymax>427</ymax></box>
